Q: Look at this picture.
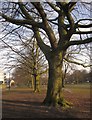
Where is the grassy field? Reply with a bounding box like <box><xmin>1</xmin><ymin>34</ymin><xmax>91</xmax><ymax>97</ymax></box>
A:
<box><xmin>65</xmin><ymin>83</ymin><xmax>90</xmax><ymax>94</ymax></box>
<box><xmin>65</xmin><ymin>83</ymin><xmax>90</xmax><ymax>88</ymax></box>
<box><xmin>1</xmin><ymin>83</ymin><xmax>91</xmax><ymax>118</ymax></box>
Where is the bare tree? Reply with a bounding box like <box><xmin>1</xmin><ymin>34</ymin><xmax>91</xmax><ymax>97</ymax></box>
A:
<box><xmin>1</xmin><ymin>32</ymin><xmax>47</xmax><ymax>92</ymax></box>
<box><xmin>0</xmin><ymin>1</ymin><xmax>92</xmax><ymax>106</ymax></box>
<box><xmin>17</xmin><ymin>38</ymin><xmax>47</xmax><ymax>92</ymax></box>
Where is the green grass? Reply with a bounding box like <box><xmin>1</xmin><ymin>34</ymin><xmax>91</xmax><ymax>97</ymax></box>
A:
<box><xmin>2</xmin><ymin>83</ymin><xmax>91</xmax><ymax>96</ymax></box>
<box><xmin>65</xmin><ymin>83</ymin><xmax>91</xmax><ymax>95</ymax></box>
<box><xmin>0</xmin><ymin>84</ymin><xmax>6</xmax><ymax>89</ymax></box>
<box><xmin>65</xmin><ymin>83</ymin><xmax>90</xmax><ymax>88</ymax></box>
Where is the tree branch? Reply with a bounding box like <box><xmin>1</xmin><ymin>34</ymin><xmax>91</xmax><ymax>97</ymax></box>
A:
<box><xmin>56</xmin><ymin>2</ymin><xmax>75</xmax><ymax>38</ymax></box>
<box><xmin>65</xmin><ymin>37</ymin><xmax>92</xmax><ymax>49</ymax></box>
<box><xmin>47</xmin><ymin>2</ymin><xmax>60</xmax><ymax>12</ymax></box>
<box><xmin>64</xmin><ymin>58</ymin><xmax>92</xmax><ymax>68</ymax></box>
<box><xmin>18</xmin><ymin>2</ymin><xmax>34</xmax><ymax>20</ymax></box>
<box><xmin>0</xmin><ymin>12</ymin><xmax>36</xmax><ymax>26</ymax></box>
<box><xmin>66</xmin><ymin>12</ymin><xmax>75</xmax><ymax>37</ymax></box>
<box><xmin>0</xmin><ymin>12</ymin><xmax>44</xmax><ymax>29</ymax></box>
<box><xmin>68</xmin><ymin>2</ymin><xmax>77</xmax><ymax>12</ymax></box>
<box><xmin>33</xmin><ymin>27</ymin><xmax>51</xmax><ymax>57</ymax></box>
<box><xmin>74</xmin><ymin>31</ymin><xmax>92</xmax><ymax>34</ymax></box>
<box><xmin>32</xmin><ymin>2</ymin><xmax>57</xmax><ymax>49</ymax></box>
<box><xmin>31</xmin><ymin>2</ymin><xmax>46</xmax><ymax>21</ymax></box>
<box><xmin>76</xmin><ymin>23</ymin><xmax>92</xmax><ymax>28</ymax></box>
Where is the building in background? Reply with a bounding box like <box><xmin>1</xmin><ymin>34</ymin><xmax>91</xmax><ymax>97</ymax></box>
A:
<box><xmin>0</xmin><ymin>69</ymin><xmax>4</xmax><ymax>84</ymax></box>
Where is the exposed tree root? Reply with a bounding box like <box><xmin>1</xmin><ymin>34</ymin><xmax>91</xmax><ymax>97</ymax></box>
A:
<box><xmin>43</xmin><ymin>97</ymin><xmax>73</xmax><ymax>108</ymax></box>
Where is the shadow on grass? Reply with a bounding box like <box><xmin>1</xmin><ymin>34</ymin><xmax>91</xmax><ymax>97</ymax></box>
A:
<box><xmin>2</xmin><ymin>99</ymin><xmax>78</xmax><ymax>118</ymax></box>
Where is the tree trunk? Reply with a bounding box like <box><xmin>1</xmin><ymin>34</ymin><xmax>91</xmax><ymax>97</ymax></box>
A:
<box><xmin>31</xmin><ymin>76</ymin><xmax>34</xmax><ymax>90</ymax></box>
<box><xmin>34</xmin><ymin>74</ymin><xmax>40</xmax><ymax>92</ymax></box>
<box><xmin>43</xmin><ymin>52</ymin><xmax>69</xmax><ymax>106</ymax></box>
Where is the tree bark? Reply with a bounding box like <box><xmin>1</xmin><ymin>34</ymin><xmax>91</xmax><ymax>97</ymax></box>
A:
<box><xmin>43</xmin><ymin>51</ymin><xmax>68</xmax><ymax>106</ymax></box>
<box><xmin>33</xmin><ymin>74</ymin><xmax>40</xmax><ymax>92</ymax></box>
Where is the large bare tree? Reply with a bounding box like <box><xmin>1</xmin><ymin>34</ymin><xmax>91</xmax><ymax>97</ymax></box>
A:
<box><xmin>0</xmin><ymin>1</ymin><xmax>92</xmax><ymax>106</ymax></box>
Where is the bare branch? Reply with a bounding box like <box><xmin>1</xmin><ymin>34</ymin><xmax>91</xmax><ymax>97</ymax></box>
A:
<box><xmin>18</xmin><ymin>2</ymin><xmax>34</xmax><ymax>20</ymax></box>
<box><xmin>32</xmin><ymin>2</ymin><xmax>57</xmax><ymax>49</ymax></box>
<box><xmin>0</xmin><ymin>12</ymin><xmax>43</xmax><ymax>28</ymax></box>
<box><xmin>68</xmin><ymin>2</ymin><xmax>77</xmax><ymax>12</ymax></box>
<box><xmin>74</xmin><ymin>31</ymin><xmax>92</xmax><ymax>34</ymax></box>
<box><xmin>65</xmin><ymin>37</ymin><xmax>92</xmax><ymax>49</ymax></box>
<box><xmin>47</xmin><ymin>2</ymin><xmax>60</xmax><ymax>12</ymax></box>
<box><xmin>33</xmin><ymin>27</ymin><xmax>51</xmax><ymax>57</ymax></box>
<box><xmin>64</xmin><ymin>57</ymin><xmax>92</xmax><ymax>68</ymax></box>
<box><xmin>76</xmin><ymin>23</ymin><xmax>92</xmax><ymax>28</ymax></box>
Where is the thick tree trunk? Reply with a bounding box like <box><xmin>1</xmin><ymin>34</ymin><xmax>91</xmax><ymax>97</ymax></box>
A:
<box><xmin>43</xmin><ymin>52</ymin><xmax>70</xmax><ymax>106</ymax></box>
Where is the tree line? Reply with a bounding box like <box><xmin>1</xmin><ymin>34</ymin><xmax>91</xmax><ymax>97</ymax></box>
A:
<box><xmin>65</xmin><ymin>69</ymin><xmax>91</xmax><ymax>84</ymax></box>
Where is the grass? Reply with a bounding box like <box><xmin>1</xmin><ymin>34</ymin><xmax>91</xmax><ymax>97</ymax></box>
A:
<box><xmin>2</xmin><ymin>82</ymin><xmax>91</xmax><ymax>91</ymax></box>
<box><xmin>64</xmin><ymin>83</ymin><xmax>90</xmax><ymax>95</ymax></box>
<box><xmin>2</xmin><ymin>83</ymin><xmax>91</xmax><ymax>118</ymax></box>
<box><xmin>2</xmin><ymin>83</ymin><xmax>91</xmax><ymax>101</ymax></box>
<box><xmin>65</xmin><ymin>83</ymin><xmax>90</xmax><ymax>88</ymax></box>
<box><xmin>0</xmin><ymin>84</ymin><xmax>6</xmax><ymax>89</ymax></box>
<box><xmin>1</xmin><ymin>83</ymin><xmax>91</xmax><ymax>96</ymax></box>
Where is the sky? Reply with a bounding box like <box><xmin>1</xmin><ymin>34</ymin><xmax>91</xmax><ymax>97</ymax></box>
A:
<box><xmin>0</xmin><ymin>1</ymin><xmax>91</xmax><ymax>77</ymax></box>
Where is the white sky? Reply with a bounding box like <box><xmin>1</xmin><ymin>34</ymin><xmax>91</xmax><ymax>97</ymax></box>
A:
<box><xmin>0</xmin><ymin>2</ymin><xmax>91</xmax><ymax>75</ymax></box>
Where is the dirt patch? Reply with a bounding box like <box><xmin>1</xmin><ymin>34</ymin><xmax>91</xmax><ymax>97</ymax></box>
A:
<box><xmin>2</xmin><ymin>87</ymin><xmax>91</xmax><ymax>119</ymax></box>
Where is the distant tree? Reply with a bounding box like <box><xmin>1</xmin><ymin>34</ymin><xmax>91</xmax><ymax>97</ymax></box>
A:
<box><xmin>80</xmin><ymin>70</ymin><xmax>88</xmax><ymax>83</ymax></box>
<box><xmin>13</xmin><ymin>65</ymin><xmax>31</xmax><ymax>86</ymax></box>
<box><xmin>13</xmin><ymin>39</ymin><xmax>47</xmax><ymax>92</ymax></box>
<box><xmin>87</xmin><ymin>69</ymin><xmax>92</xmax><ymax>83</ymax></box>
<box><xmin>65</xmin><ymin>69</ymin><xmax>91</xmax><ymax>84</ymax></box>
<box><xmin>62</xmin><ymin>63</ymin><xmax>69</xmax><ymax>87</ymax></box>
